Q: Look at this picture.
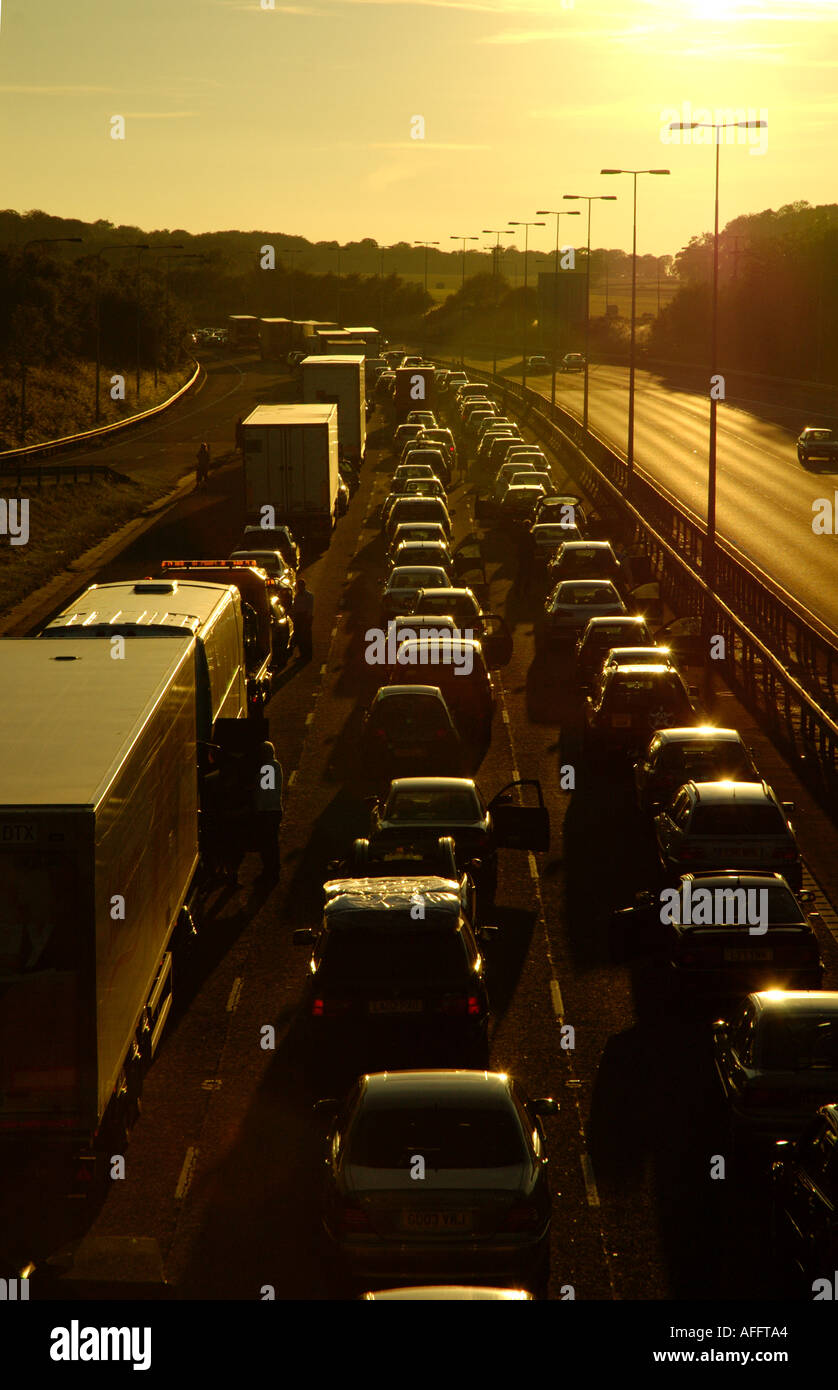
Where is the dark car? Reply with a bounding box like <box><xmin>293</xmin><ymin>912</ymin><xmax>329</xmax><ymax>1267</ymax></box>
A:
<box><xmin>713</xmin><ymin>992</ymin><xmax>838</xmax><ymax>1151</ymax></box>
<box><xmin>415</xmin><ymin>430</ymin><xmax>457</xmax><ymax>476</ymax></box>
<box><xmin>529</xmin><ymin>522</ymin><xmax>583</xmax><ymax>570</ymax></box>
<box><xmin>583</xmin><ymin>663</ymin><xmax>698</xmax><ymax>761</ymax></box>
<box><xmin>327</xmin><ymin>834</ymin><xmax>478</xmax><ymax>925</ymax></box>
<box><xmin>772</xmin><ymin>1105</ymin><xmax>838</xmax><ymax>1288</ymax></box>
<box><xmin>294</xmin><ymin>883</ymin><xmax>493</xmax><ymax>1067</ymax></box>
<box><xmin>320</xmin><ymin>1070</ymin><xmax>556</xmax><ymax>1295</ymax></box>
<box><xmin>385</xmin><ymin>498</ymin><xmax>452</xmax><ymax>545</ymax></box>
<box><xmin>613</xmin><ymin>872</ymin><xmax>824</xmax><ymax>995</ymax></box>
<box><xmin>797</xmin><ymin>427</ymin><xmax>838</xmax><ymax>467</ymax></box>
<box><xmin>360</xmin><ymin>686</ymin><xmax>463</xmax><ymax>777</ymax></box>
<box><xmin>388</xmin><ymin>637</ymin><xmax>495</xmax><ymax>743</ymax></box>
<box><xmin>560</xmin><ymin>353</ymin><xmax>584</xmax><ymax>372</ymax></box>
<box><xmin>410</xmin><ymin>589</ymin><xmax>512</xmax><ymax>668</ymax></box>
<box><xmin>393</xmin><ymin>423</ymin><xmax>424</xmax><ymax>455</ymax></box>
<box><xmin>388</xmin><ymin>523</ymin><xmax>449</xmax><ymax>564</ymax></box>
<box><xmin>654</xmin><ymin>779</ymin><xmax>803</xmax><ymax>891</ymax></box>
<box><xmin>240</xmin><ymin>524</ymin><xmax>300</xmax><ymax>571</ymax></box>
<box><xmin>574</xmin><ymin>615</ymin><xmax>656</xmax><ymax>686</ymax></box>
<box><xmin>368</xmin><ymin>776</ymin><xmax>550</xmax><ymax>903</ymax></box>
<box><xmin>540</xmin><ymin>580</ymin><xmax>627</xmax><ymax>647</ymax></box>
<box><xmin>500</xmin><ymin>483</ymin><xmax>546</xmax><ymax>526</ymax></box>
<box><xmin>547</xmin><ymin>540</ymin><xmax>623</xmax><ymax>591</ymax></box>
<box><xmin>382</xmin><ymin>567</ymin><xmax>452</xmax><ymax>621</ymax></box>
<box><xmin>634</xmin><ymin>726</ymin><xmax>761</xmax><ymax>814</ymax></box>
<box><xmin>534</xmin><ymin>495</ymin><xmax>588</xmax><ymax>532</ymax></box>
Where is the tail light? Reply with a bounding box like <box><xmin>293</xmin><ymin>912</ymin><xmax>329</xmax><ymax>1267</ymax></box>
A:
<box><xmin>501</xmin><ymin>1202</ymin><xmax>542</xmax><ymax>1232</ymax></box>
<box><xmin>437</xmin><ymin>994</ymin><xmax>481</xmax><ymax>1016</ymax></box>
<box><xmin>373</xmin><ymin>728</ymin><xmax>387</xmax><ymax>740</ymax></box>
<box><xmin>777</xmin><ymin>848</ymin><xmax>798</xmax><ymax>861</ymax></box>
<box><xmin>434</xmin><ymin>727</ymin><xmax>449</xmax><ymax>740</ymax></box>
<box><xmin>339</xmin><ymin>1202</ymin><xmax>374</xmax><ymax>1235</ymax></box>
<box><xmin>312</xmin><ymin>997</ymin><xmax>353</xmax><ymax>1017</ymax></box>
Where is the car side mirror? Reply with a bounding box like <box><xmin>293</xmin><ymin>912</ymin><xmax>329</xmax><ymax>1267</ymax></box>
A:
<box><xmin>781</xmin><ymin>801</ymin><xmax>795</xmax><ymax>815</ymax></box>
<box><xmin>478</xmin><ymin>926</ymin><xmax>499</xmax><ymax>942</ymax></box>
<box><xmin>688</xmin><ymin>685</ymin><xmax>699</xmax><ymax>698</ymax></box>
<box><xmin>634</xmin><ymin>890</ymin><xmax>655</xmax><ymax>908</ymax></box>
<box><xmin>293</xmin><ymin>928</ymin><xmax>317</xmax><ymax>946</ymax></box>
<box><xmin>798</xmin><ymin>889</ymin><xmax>816</xmax><ymax>904</ymax></box>
<box><xmin>712</xmin><ymin>1020</ymin><xmax>728</xmax><ymax>1042</ymax></box>
<box><xmin>532</xmin><ymin>1098</ymin><xmax>559</xmax><ymax>1117</ymax></box>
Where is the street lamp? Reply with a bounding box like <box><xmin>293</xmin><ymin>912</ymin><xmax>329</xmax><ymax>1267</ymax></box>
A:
<box><xmin>667</xmin><ymin>118</ymin><xmax>766</xmax><ymax>584</ymax></box>
<box><xmin>508</xmin><ymin>220</ymin><xmax>545</xmax><ymax>388</ymax></box>
<box><xmin>19</xmin><ymin>237</ymin><xmax>83</xmax><ymax>445</ymax></box>
<box><xmin>600</xmin><ymin>169</ymin><xmax>670</xmax><ymax>481</ymax></box>
<box><xmin>158</xmin><ymin>251</ymin><xmax>204</xmax><ymax>389</ymax></box>
<box><xmin>92</xmin><ymin>242</ymin><xmax>147</xmax><ymax>423</ymax></box>
<box><xmin>536</xmin><ymin>208</ymin><xmax>581</xmax><ymax>409</ymax></box>
<box><xmin>482</xmin><ymin>230</ymin><xmax>515</xmax><ymax>376</ymax></box>
<box><xmin>413</xmin><ymin>241</ymin><xmax>440</xmax><ymax>355</ymax></box>
<box><xmin>137</xmin><ymin>244</ymin><xmax>183</xmax><ymax>404</ymax></box>
<box><xmin>280</xmin><ymin>247</ymin><xmax>304</xmax><ymax>326</ymax></box>
<box><xmin>450</xmin><ymin>235</ymin><xmax>479</xmax><ymax>366</ymax></box>
<box><xmin>561</xmin><ymin>195</ymin><xmax>617</xmax><ymax>430</ymax></box>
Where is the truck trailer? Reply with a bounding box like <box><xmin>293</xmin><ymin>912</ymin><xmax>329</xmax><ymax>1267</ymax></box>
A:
<box><xmin>301</xmin><ymin>355</ymin><xmax>366</xmax><ymax>465</ymax></box>
<box><xmin>259</xmin><ymin>318</ymin><xmax>294</xmax><ymax>360</ymax></box>
<box><xmin>241</xmin><ymin>403</ymin><xmax>340</xmax><ymax>547</ymax></box>
<box><xmin>227</xmin><ymin>315</ymin><xmax>261</xmax><ymax>352</ymax></box>
<box><xmin>344</xmin><ymin>326</ymin><xmax>382</xmax><ymax>355</ymax></box>
<box><xmin>394</xmin><ymin>364</ymin><xmax>436</xmax><ymax>424</ymax></box>
<box><xmin>0</xmin><ymin>638</ymin><xmax>202</xmax><ymax>1160</ymax></box>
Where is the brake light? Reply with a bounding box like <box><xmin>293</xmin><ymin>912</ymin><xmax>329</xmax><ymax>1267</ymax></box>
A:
<box><xmin>501</xmin><ymin>1202</ymin><xmax>542</xmax><ymax>1232</ymax></box>
<box><xmin>434</xmin><ymin>727</ymin><xmax>449</xmax><ymax>740</ymax></box>
<box><xmin>777</xmin><ymin>848</ymin><xmax>798</xmax><ymax>861</ymax></box>
<box><xmin>312</xmin><ymin>998</ymin><xmax>353</xmax><ymax>1017</ymax></box>
<box><xmin>339</xmin><ymin>1203</ymin><xmax>374</xmax><ymax>1234</ymax></box>
<box><xmin>437</xmin><ymin>994</ymin><xmax>481</xmax><ymax>1016</ymax></box>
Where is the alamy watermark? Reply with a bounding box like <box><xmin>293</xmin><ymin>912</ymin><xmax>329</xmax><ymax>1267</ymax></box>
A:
<box><xmin>660</xmin><ymin>102</ymin><xmax>768</xmax><ymax>157</ymax></box>
<box><xmin>365</xmin><ymin>625</ymin><xmax>475</xmax><ymax>676</ymax></box>
<box><xmin>0</xmin><ymin>498</ymin><xmax>29</xmax><ymax>546</ymax></box>
<box><xmin>660</xmin><ymin>883</ymin><xmax>768</xmax><ymax>935</ymax></box>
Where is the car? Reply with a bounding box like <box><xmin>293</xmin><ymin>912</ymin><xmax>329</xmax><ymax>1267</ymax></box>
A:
<box><xmin>381</xmin><ymin>566</ymin><xmax>452</xmax><ymax>620</ymax></box>
<box><xmin>320</xmin><ymin>1070</ymin><xmax>556</xmax><ymax>1295</ymax></box>
<box><xmin>573</xmin><ymin>614</ymin><xmax>656</xmax><ymax>686</ymax></box>
<box><xmin>483</xmin><ymin>434</ymin><xmax>528</xmax><ymax>470</ymax></box>
<box><xmin>547</xmin><ymin>540</ymin><xmax>623</xmax><ymax>590</ymax></box>
<box><xmin>465</xmin><ymin>410</ymin><xmax>498</xmax><ymax>441</ymax></box>
<box><xmin>391</xmin><ymin>540</ymin><xmax>454</xmax><ymax>573</ymax></box>
<box><xmin>454</xmin><ymin>383</ymin><xmax>490</xmax><ymax>405</ymax></box>
<box><xmin>376</xmin><ymin>371</ymin><xmax>396</xmax><ymax>398</ymax></box>
<box><xmin>399</xmin><ymin>446</ymin><xmax>450</xmax><ymax>485</ymax></box>
<box><xmin>328</xmin><ymin>834</ymin><xmax>477</xmax><ymax>925</ymax></box>
<box><xmin>528</xmin><ymin>521</ymin><xmax>583</xmax><ymax>569</ymax></box>
<box><xmin>336</xmin><ymin>471</ymin><xmax>350</xmax><ymax>517</ymax></box>
<box><xmin>500</xmin><ymin>483</ymin><xmax>546</xmax><ymax>525</ymax></box>
<box><xmin>507</xmin><ymin>470</ymin><xmax>555</xmax><ymax>499</ymax></box>
<box><xmin>393</xmin><ymin>423</ymin><xmax>424</xmax><ymax>455</ymax></box>
<box><xmin>526</xmin><ymin>355</ymin><xmax>551</xmax><ymax>372</ymax></box>
<box><xmin>476</xmin><ymin>429</ymin><xmax>518</xmax><ymax>467</ymax></box>
<box><xmin>560</xmin><ymin>353</ymin><xmax>584</xmax><ymax>372</ymax></box>
<box><xmin>415</xmin><ymin>429</ymin><xmax>457</xmax><ymax>475</ymax></box>
<box><xmin>583</xmin><ymin>663</ymin><xmax>699</xmax><ymax>760</ymax></box>
<box><xmin>240</xmin><ymin>524</ymin><xmax>300</xmax><ymax>571</ymax></box>
<box><xmin>227</xmin><ymin>548</ymin><xmax>296</xmax><ymax>587</ymax></box>
<box><xmin>407</xmin><ymin>411</ymin><xmax>437</xmax><ymax>429</ymax></box>
<box><xmin>613</xmin><ymin>872</ymin><xmax>824</xmax><ymax>995</ymax></box>
<box><xmin>634</xmin><ymin>726</ymin><xmax>762</xmax><ymax>815</ymax></box>
<box><xmin>393</xmin><ymin>462</ymin><xmax>439</xmax><ymax>485</ymax></box>
<box><xmin>797</xmin><ymin>427</ymin><xmax>838</xmax><ymax>467</ymax></box>
<box><xmin>294</xmin><ymin>886</ymin><xmax>493</xmax><ymax>1068</ymax></box>
<box><xmin>446</xmin><ymin>371</ymin><xmax>468</xmax><ymax>392</ymax></box>
<box><xmin>534</xmin><ymin>495</ymin><xmax>588</xmax><ymax>532</ymax></box>
<box><xmin>434</xmin><ymin>370</ymin><xmax>451</xmax><ymax>392</ymax></box>
<box><xmin>401</xmin><ymin>477</ymin><xmax>447</xmax><ymax>501</ymax></box>
<box><xmin>361</xmin><ymin>1287</ymin><xmax>533</xmax><ymax>1300</ymax></box>
<box><xmin>385</xmin><ymin>497</ymin><xmax>452</xmax><ymax>544</ymax></box>
<box><xmin>602</xmin><ymin>645</ymin><xmax>675</xmax><ymax>672</ymax></box>
<box><xmin>713</xmin><ymin>992</ymin><xmax>838</xmax><ymax>1151</ymax></box>
<box><xmin>388</xmin><ymin>636</ymin><xmax>495</xmax><ymax>744</ymax></box>
<box><xmin>368</xmin><ymin>776</ymin><xmax>550</xmax><ymax>903</ymax></box>
<box><xmin>492</xmin><ymin>459</ymin><xmax>536</xmax><ymax>503</ymax></box>
<box><xmin>654</xmin><ymin>779</ymin><xmax>803</xmax><ymax>891</ymax></box>
<box><xmin>476</xmin><ymin>417</ymin><xmax>513</xmax><ymax>444</ymax></box>
<box><xmin>400</xmin><ymin>355</ymin><xmax>424</xmax><ymax>368</ymax></box>
<box><xmin>771</xmin><ymin>1105</ymin><xmax>838</xmax><ymax>1287</ymax></box>
<box><xmin>410</xmin><ymin>589</ymin><xmax>512</xmax><ymax>667</ymax></box>
<box><xmin>540</xmin><ymin>580</ymin><xmax>627</xmax><ymax>646</ymax></box>
<box><xmin>387</xmin><ymin>523</ymin><xmax>449</xmax><ymax>565</ymax></box>
<box><xmin>359</xmin><ymin>686</ymin><xmax>464</xmax><ymax>777</ymax></box>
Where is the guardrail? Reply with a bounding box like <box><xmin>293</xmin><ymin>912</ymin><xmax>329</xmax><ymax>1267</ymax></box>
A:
<box><xmin>0</xmin><ymin>460</ymin><xmax>129</xmax><ymax>488</ymax></box>
<box><xmin>0</xmin><ymin>359</ymin><xmax>202</xmax><ymax>466</ymax></box>
<box><xmin>438</xmin><ymin>360</ymin><xmax>838</xmax><ymax>813</ymax></box>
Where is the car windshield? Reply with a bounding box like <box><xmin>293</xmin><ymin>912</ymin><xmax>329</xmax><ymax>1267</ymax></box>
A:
<box><xmin>321</xmin><ymin>930</ymin><xmax>467</xmax><ymax>986</ymax></box>
<box><xmin>690</xmin><ymin>804</ymin><xmax>787</xmax><ymax>836</ymax></box>
<box><xmin>348</xmin><ymin>1104</ymin><xmax>524</xmax><ymax>1169</ymax></box>
<box><xmin>605</xmin><ymin>679</ymin><xmax>689</xmax><ymax>711</ymax></box>
<box><xmin>806</xmin><ymin>430</ymin><xmax>832</xmax><ymax>441</ymax></box>
<box><xmin>389</xmin><ymin>570</ymin><xmax>444</xmax><ymax>589</ymax></box>
<box><xmin>372</xmin><ymin>700</ymin><xmax>448</xmax><ymax>731</ymax></box>
<box><xmin>658</xmin><ymin>744</ymin><xmax>751</xmax><ymax>778</ymax></box>
<box><xmin>556</xmin><ymin>585</ymin><xmax>617</xmax><ymax>606</ymax></box>
<box><xmin>387</xmin><ymin>789</ymin><xmax>480</xmax><ymax>821</ymax></box>
<box><xmin>760</xmin><ymin>1014</ymin><xmax>838</xmax><ymax>1070</ymax></box>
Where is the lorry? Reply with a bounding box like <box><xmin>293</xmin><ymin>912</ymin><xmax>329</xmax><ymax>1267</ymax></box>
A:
<box><xmin>394</xmin><ymin>364</ymin><xmax>436</xmax><ymax>424</ymax></box>
<box><xmin>0</xmin><ymin>638</ymin><xmax>203</xmax><ymax>1167</ymax></box>
<box><xmin>301</xmin><ymin>321</ymin><xmax>339</xmax><ymax>356</ymax></box>
<box><xmin>39</xmin><ymin>578</ymin><xmax>249</xmax><ymax>745</ymax></box>
<box><xmin>241</xmin><ymin>403</ymin><xmax>340</xmax><ymax>547</ymax></box>
<box><xmin>301</xmin><ymin>355</ymin><xmax>366</xmax><ymax>465</ymax></box>
<box><xmin>259</xmin><ymin>318</ymin><xmax>294</xmax><ymax>360</ymax></box>
<box><xmin>319</xmin><ymin>336</ymin><xmax>366</xmax><ymax>357</ymax></box>
<box><xmin>227</xmin><ymin>315</ymin><xmax>261</xmax><ymax>352</ymax></box>
<box><xmin>344</xmin><ymin>326</ymin><xmax>382</xmax><ymax>355</ymax></box>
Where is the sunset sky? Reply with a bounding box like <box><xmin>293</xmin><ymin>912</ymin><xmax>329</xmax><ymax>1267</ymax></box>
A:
<box><xmin>1</xmin><ymin>0</ymin><xmax>837</xmax><ymax>259</ymax></box>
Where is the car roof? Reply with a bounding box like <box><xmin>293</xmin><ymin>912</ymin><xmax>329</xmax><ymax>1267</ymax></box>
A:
<box><xmin>584</xmin><ymin>615</ymin><xmax>646</xmax><ymax>630</ymax></box>
<box><xmin>388</xmin><ymin>776</ymin><xmax>478</xmax><ymax>794</ymax></box>
<box><xmin>558</xmin><ymin>540</ymin><xmax>612</xmax><ymax>552</ymax></box>
<box><xmin>682</xmin><ymin>871</ymin><xmax>792</xmax><ymax>890</ymax></box>
<box><xmin>605</xmin><ymin>663</ymin><xmax>677</xmax><ymax>678</ymax></box>
<box><xmin>359</xmin><ymin>1071</ymin><xmax>514</xmax><ymax>1104</ymax></box>
<box><xmin>655</xmin><ymin>726</ymin><xmax>742</xmax><ymax>743</ymax></box>
<box><xmin>372</xmin><ymin>685</ymin><xmax>448</xmax><ymax>700</ymax></box>
<box><xmin>686</xmin><ymin>780</ymin><xmax>771</xmax><ymax>803</ymax></box>
<box><xmin>749</xmin><ymin>991</ymin><xmax>838</xmax><ymax>1015</ymax></box>
<box><xmin>389</xmin><ymin>566</ymin><xmax>450</xmax><ymax>580</ymax></box>
<box><xmin>395</xmin><ymin>540</ymin><xmax>448</xmax><ymax>550</ymax></box>
<box><xmin>417</xmin><ymin>587</ymin><xmax>477</xmax><ymax>601</ymax></box>
<box><xmin>323</xmin><ymin>881</ymin><xmax>463</xmax><ymax>929</ymax></box>
<box><xmin>398</xmin><ymin>635</ymin><xmax>483</xmax><ymax>653</ymax></box>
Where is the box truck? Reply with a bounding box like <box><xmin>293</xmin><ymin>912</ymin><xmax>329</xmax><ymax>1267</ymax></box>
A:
<box><xmin>227</xmin><ymin>315</ymin><xmax>261</xmax><ymax>351</ymax></box>
<box><xmin>0</xmin><ymin>638</ymin><xmax>202</xmax><ymax>1161</ymax></box>
<box><xmin>39</xmin><ymin>579</ymin><xmax>249</xmax><ymax>745</ymax></box>
<box><xmin>344</xmin><ymin>326</ymin><xmax>382</xmax><ymax>354</ymax></box>
<box><xmin>394</xmin><ymin>364</ymin><xmax>436</xmax><ymax>423</ymax></box>
<box><xmin>301</xmin><ymin>355</ymin><xmax>366</xmax><ymax>465</ymax></box>
<box><xmin>241</xmin><ymin>403</ymin><xmax>340</xmax><ymax>546</ymax></box>
<box><xmin>259</xmin><ymin>318</ymin><xmax>294</xmax><ymax>360</ymax></box>
<box><xmin>318</xmin><ymin>336</ymin><xmax>366</xmax><ymax>357</ymax></box>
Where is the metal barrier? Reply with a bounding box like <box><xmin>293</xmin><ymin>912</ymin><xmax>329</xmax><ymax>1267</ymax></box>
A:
<box><xmin>438</xmin><ymin>359</ymin><xmax>838</xmax><ymax>812</ymax></box>
<box><xmin>0</xmin><ymin>461</ymin><xmax>129</xmax><ymax>487</ymax></box>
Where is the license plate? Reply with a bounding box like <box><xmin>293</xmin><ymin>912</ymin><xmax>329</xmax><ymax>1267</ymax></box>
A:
<box><xmin>723</xmin><ymin>948</ymin><xmax>773</xmax><ymax>962</ymax></box>
<box><xmin>612</xmin><ymin>715</ymin><xmax>632</xmax><ymax>728</ymax></box>
<box><xmin>368</xmin><ymin>999</ymin><xmax>423</xmax><ymax>1014</ymax></box>
<box><xmin>401</xmin><ymin>1210</ymin><xmax>472</xmax><ymax>1232</ymax></box>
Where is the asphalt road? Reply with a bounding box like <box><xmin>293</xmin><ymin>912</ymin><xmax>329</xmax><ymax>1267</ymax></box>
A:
<box><xmin>522</xmin><ymin>362</ymin><xmax>838</xmax><ymax>637</ymax></box>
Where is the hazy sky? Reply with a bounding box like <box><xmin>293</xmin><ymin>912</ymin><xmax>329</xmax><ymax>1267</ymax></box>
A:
<box><xmin>1</xmin><ymin>0</ymin><xmax>837</xmax><ymax>260</ymax></box>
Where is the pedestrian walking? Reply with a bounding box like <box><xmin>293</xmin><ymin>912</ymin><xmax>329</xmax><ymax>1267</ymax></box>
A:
<box><xmin>196</xmin><ymin>441</ymin><xmax>210</xmax><ymax>489</ymax></box>
<box><xmin>291</xmin><ymin>578</ymin><xmax>314</xmax><ymax>662</ymax></box>
<box><xmin>249</xmin><ymin>740</ymin><xmax>284</xmax><ymax>879</ymax></box>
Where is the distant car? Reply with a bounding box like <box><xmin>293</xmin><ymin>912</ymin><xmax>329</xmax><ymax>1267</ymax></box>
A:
<box><xmin>583</xmin><ymin>663</ymin><xmax>698</xmax><ymax>760</ymax></box>
<box><xmin>393</xmin><ymin>462</ymin><xmax>438</xmax><ymax>485</ymax></box>
<box><xmin>529</xmin><ymin>521</ymin><xmax>583</xmax><ymax>570</ymax></box>
<box><xmin>713</xmin><ymin>992</ymin><xmax>838</xmax><ymax>1151</ymax></box>
<box><xmin>388</xmin><ymin>637</ymin><xmax>495</xmax><ymax>744</ymax></box>
<box><xmin>407</xmin><ymin>411</ymin><xmax>437</xmax><ymax>429</ymax></box>
<box><xmin>613</xmin><ymin>872</ymin><xmax>824</xmax><ymax>995</ymax></box>
<box><xmin>540</xmin><ymin>580</ymin><xmax>627</xmax><ymax>646</ymax></box>
<box><xmin>387</xmin><ymin>523</ymin><xmax>449</xmax><ymax>564</ymax></box>
<box><xmin>320</xmin><ymin>1070</ymin><xmax>556</xmax><ymax>1295</ymax></box>
<box><xmin>500</xmin><ymin>483</ymin><xmax>546</xmax><ymax>525</ymax></box>
<box><xmin>400</xmin><ymin>446</ymin><xmax>450</xmax><ymax>485</ymax></box>
<box><xmin>401</xmin><ymin>478</ymin><xmax>447</xmax><ymax>501</ymax></box>
<box><xmin>393</xmin><ymin>423</ymin><xmax>424</xmax><ymax>455</ymax></box>
<box><xmin>654</xmin><ymin>780</ymin><xmax>803</xmax><ymax>891</ymax></box>
<box><xmin>336</xmin><ymin>471</ymin><xmax>350</xmax><ymax>517</ymax></box>
<box><xmin>240</xmin><ymin>524</ymin><xmax>300</xmax><ymax>571</ymax></box>
<box><xmin>560</xmin><ymin>353</ymin><xmax>584</xmax><ymax>372</ymax></box>
<box><xmin>534</xmin><ymin>495</ymin><xmax>587</xmax><ymax>531</ymax></box>
<box><xmin>360</xmin><ymin>686</ymin><xmax>464</xmax><ymax>777</ymax></box>
<box><xmin>526</xmin><ymin>355</ymin><xmax>550</xmax><ymax>372</ymax></box>
<box><xmin>772</xmin><ymin>1105</ymin><xmax>838</xmax><ymax>1287</ymax></box>
<box><xmin>634</xmin><ymin>726</ymin><xmax>761</xmax><ymax>814</ymax></box>
<box><xmin>382</xmin><ymin>566</ymin><xmax>451</xmax><ymax>620</ymax></box>
<box><xmin>797</xmin><ymin>427</ymin><xmax>838</xmax><ymax>466</ymax></box>
<box><xmin>391</xmin><ymin>540</ymin><xmax>454</xmax><ymax>573</ymax></box>
<box><xmin>368</xmin><ymin>775</ymin><xmax>550</xmax><ymax>902</ymax></box>
<box><xmin>493</xmin><ymin>460</ymin><xmax>536</xmax><ymax>503</ymax></box>
<box><xmin>228</xmin><ymin>548</ymin><xmax>295</xmax><ymax>586</ymax></box>
<box><xmin>415</xmin><ymin>430</ymin><xmax>457</xmax><ymax>476</ymax></box>
<box><xmin>294</xmin><ymin>885</ymin><xmax>492</xmax><ymax>1067</ymax></box>
<box><xmin>385</xmin><ymin>498</ymin><xmax>452</xmax><ymax>544</ymax></box>
<box><xmin>547</xmin><ymin>541</ymin><xmax>623</xmax><ymax>591</ymax></box>
<box><xmin>484</xmin><ymin>435</ymin><xmax>528</xmax><ymax>470</ymax></box>
<box><xmin>508</xmin><ymin>471</ymin><xmax>555</xmax><ymax>498</ymax></box>
<box><xmin>602</xmin><ymin>645</ymin><xmax>675</xmax><ymax>672</ymax></box>
<box><xmin>574</xmin><ymin>615</ymin><xmax>656</xmax><ymax>686</ymax></box>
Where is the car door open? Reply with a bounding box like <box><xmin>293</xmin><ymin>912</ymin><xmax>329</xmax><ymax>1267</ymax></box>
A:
<box><xmin>489</xmin><ymin>779</ymin><xmax>550</xmax><ymax>851</ymax></box>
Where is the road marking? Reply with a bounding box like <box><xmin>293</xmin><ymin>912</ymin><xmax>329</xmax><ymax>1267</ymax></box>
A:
<box><xmin>201</xmin><ymin>1078</ymin><xmax>222</xmax><ymax>1091</ymax></box>
<box><xmin>550</xmin><ymin>978</ymin><xmax>564</xmax><ymax>1020</ymax></box>
<box><xmin>288</xmin><ymin>769</ymin><xmax>297</xmax><ymax>787</ymax></box>
<box><xmin>501</xmin><ymin>708</ymin><xmax>510</xmax><ymax>724</ymax></box>
<box><xmin>320</xmin><ymin>663</ymin><xmax>327</xmax><ymax>677</ymax></box>
<box><xmin>175</xmin><ymin>1147</ymin><xmax>199</xmax><ymax>1200</ymax></box>
<box><xmin>305</xmin><ymin>712</ymin><xmax>314</xmax><ymax>726</ymax></box>
<box><xmin>528</xmin><ymin>851</ymin><xmax>539</xmax><ymax>880</ymax></box>
<box><xmin>580</xmin><ymin>1153</ymin><xmax>601</xmax><ymax>1208</ymax></box>
<box><xmin>226</xmin><ymin>977</ymin><xmax>243</xmax><ymax>1013</ymax></box>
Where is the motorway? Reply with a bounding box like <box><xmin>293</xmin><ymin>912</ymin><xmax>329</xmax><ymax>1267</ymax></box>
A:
<box><xmin>5</xmin><ymin>352</ymin><xmax>838</xmax><ymax>1303</ymax></box>
<box><xmin>520</xmin><ymin>361</ymin><xmax>838</xmax><ymax>639</ymax></box>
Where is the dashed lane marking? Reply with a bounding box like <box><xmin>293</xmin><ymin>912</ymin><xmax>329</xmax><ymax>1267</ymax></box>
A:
<box><xmin>175</xmin><ymin>1147</ymin><xmax>199</xmax><ymax>1200</ymax></box>
<box><xmin>550</xmin><ymin>978</ymin><xmax>565</xmax><ymax>1021</ymax></box>
<box><xmin>580</xmin><ymin>1153</ymin><xmax>601</xmax><ymax>1208</ymax></box>
<box><xmin>226</xmin><ymin>978</ymin><xmax>243</xmax><ymax>1013</ymax></box>
<box><xmin>288</xmin><ymin>770</ymin><xmax>297</xmax><ymax>787</ymax></box>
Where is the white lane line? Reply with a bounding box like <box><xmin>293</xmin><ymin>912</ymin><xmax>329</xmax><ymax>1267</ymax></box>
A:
<box><xmin>501</xmin><ymin>708</ymin><xmax>510</xmax><ymax>724</ymax></box>
<box><xmin>550</xmin><ymin>978</ymin><xmax>564</xmax><ymax>1021</ymax></box>
<box><xmin>305</xmin><ymin>712</ymin><xmax>314</xmax><ymax>726</ymax></box>
<box><xmin>175</xmin><ymin>1147</ymin><xmax>199</xmax><ymax>1200</ymax></box>
<box><xmin>580</xmin><ymin>1153</ymin><xmax>601</xmax><ymax>1208</ymax></box>
<box><xmin>226</xmin><ymin>977</ymin><xmax>243</xmax><ymax>1013</ymax></box>
<box><xmin>528</xmin><ymin>852</ymin><xmax>539</xmax><ymax>880</ymax></box>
